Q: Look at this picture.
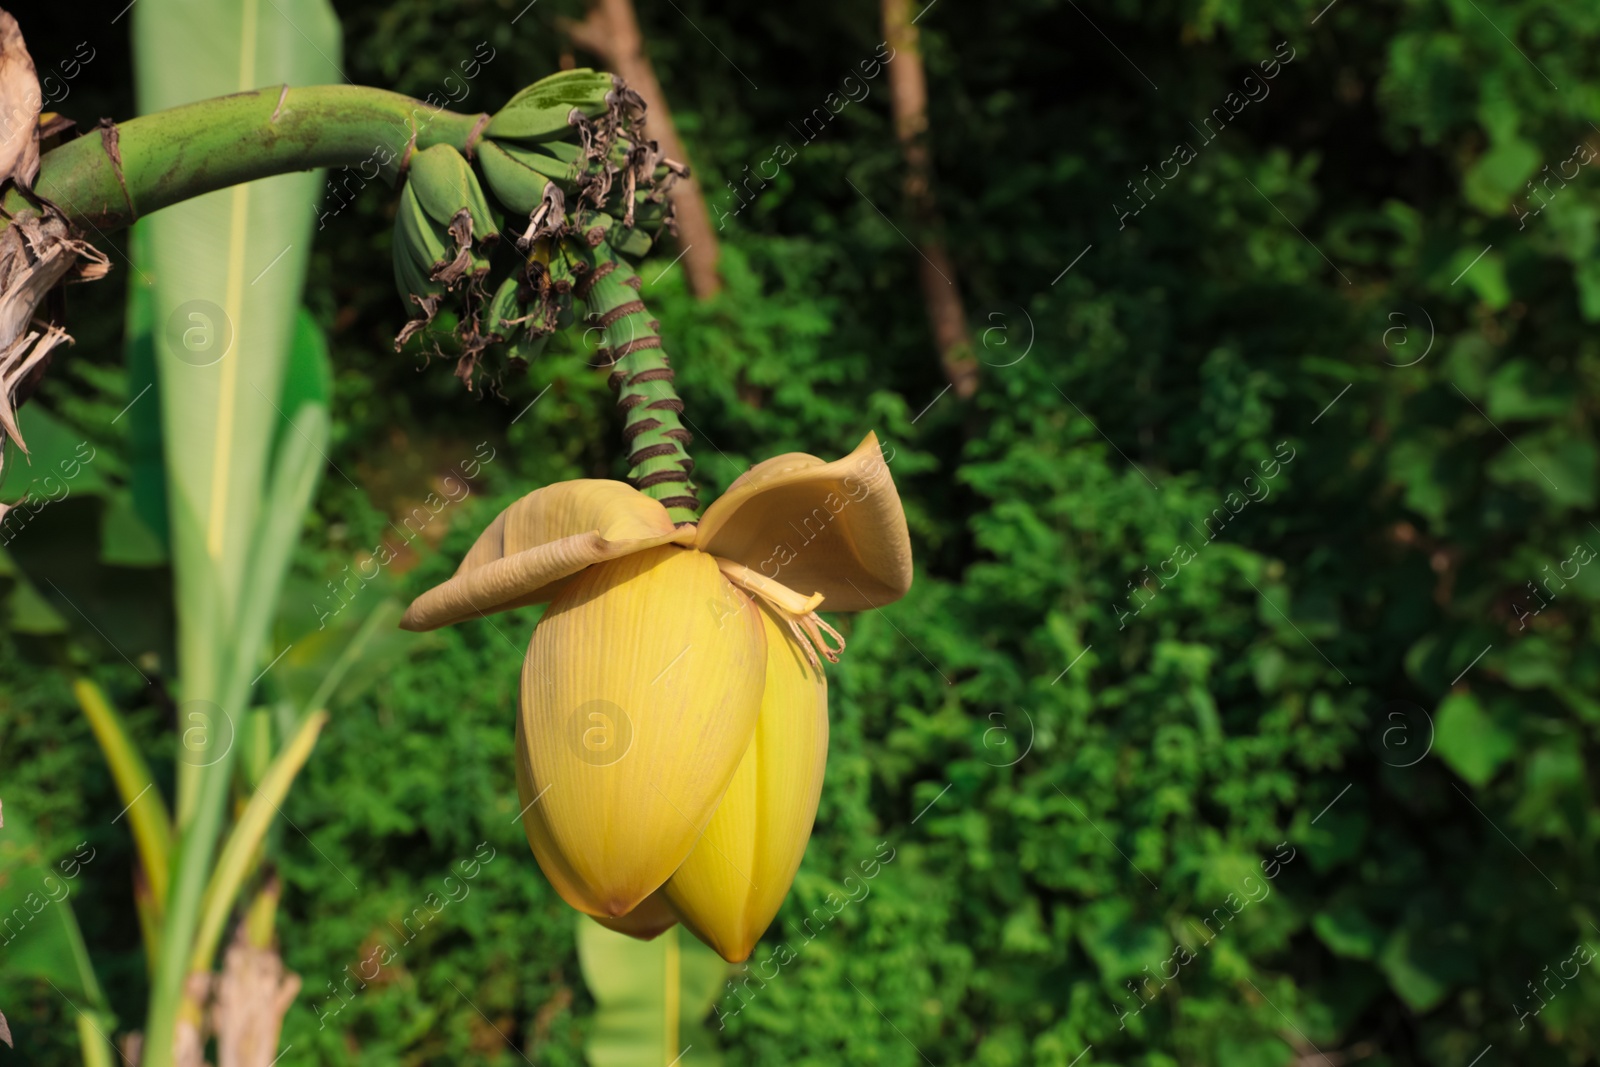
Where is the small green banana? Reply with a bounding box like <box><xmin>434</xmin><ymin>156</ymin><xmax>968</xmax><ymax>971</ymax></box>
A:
<box><xmin>608</xmin><ymin>220</ymin><xmax>653</xmax><ymax>258</ymax></box>
<box><xmin>563</xmin><ymin>205</ymin><xmax>653</xmax><ymax>258</ymax></box>
<box><xmin>395</xmin><ymin>182</ymin><xmax>448</xmax><ymax>276</ymax></box>
<box><xmin>399</xmin><ymin>171</ymin><xmax>492</xmax><ymax>293</ymax></box>
<box><xmin>392</xmin><ymin>186</ymin><xmax>447</xmax><ymax>347</ymax></box>
<box><xmin>539</xmin><ymin>140</ymin><xmax>586</xmax><ymax>167</ymax></box>
<box><xmin>481</xmin><ymin>101</ymin><xmax>649</xmax><ymax>232</ymax></box>
<box><xmin>568</xmin><ymin>208</ymin><xmax>612</xmax><ymax>246</ymax></box>
<box><xmin>520</xmin><ymin>144</ymin><xmax>582</xmax><ymax>188</ymax></box>
<box><xmin>392</xmin><ymin>232</ymin><xmax>440</xmax><ymax>314</ymax></box>
<box><xmin>477</xmin><ymin>140</ymin><xmax>555</xmax><ymax>214</ymax></box>
<box><xmin>490</xmin><ymin>140</ymin><xmax>587</xmax><ymax>192</ymax></box>
<box><xmin>523</xmin><ymin>250</ymin><xmax>577</xmax><ymax>335</ymax></box>
<box><xmin>541</xmin><ymin>139</ymin><xmax>627</xmax><ymax>175</ymax></box>
<box><xmin>409</xmin><ymin>144</ymin><xmax>500</xmax><ymax>243</ymax></box>
<box><xmin>632</xmin><ymin>194</ymin><xmax>668</xmax><ymax>230</ymax></box>
<box><xmin>487</xmin><ymin>69</ymin><xmax>615</xmax><ymax>143</ymax></box>
<box><xmin>397</xmin><ymin>180</ymin><xmax>455</xmax><ymax>275</ymax></box>
<box><xmin>483</xmin><ymin>274</ymin><xmax>525</xmax><ymax>342</ymax></box>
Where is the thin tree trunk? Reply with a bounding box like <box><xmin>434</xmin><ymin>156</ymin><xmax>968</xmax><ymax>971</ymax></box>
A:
<box><xmin>882</xmin><ymin>0</ymin><xmax>979</xmax><ymax>399</ymax></box>
<box><xmin>565</xmin><ymin>0</ymin><xmax>723</xmax><ymax>299</ymax></box>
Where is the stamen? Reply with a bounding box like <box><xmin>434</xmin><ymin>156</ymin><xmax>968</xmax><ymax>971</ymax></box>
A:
<box><xmin>800</xmin><ymin>615</ymin><xmax>845</xmax><ymax>663</ymax></box>
<box><xmin>784</xmin><ymin>614</ymin><xmax>822</xmax><ymax>672</ymax></box>
<box><xmin>715</xmin><ymin>558</ymin><xmax>824</xmax><ymax>614</ymax></box>
<box><xmin>714</xmin><ymin>556</ymin><xmax>845</xmax><ymax>668</ymax></box>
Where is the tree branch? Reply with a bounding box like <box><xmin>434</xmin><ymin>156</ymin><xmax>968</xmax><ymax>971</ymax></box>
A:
<box><xmin>882</xmin><ymin>0</ymin><xmax>979</xmax><ymax>399</ymax></box>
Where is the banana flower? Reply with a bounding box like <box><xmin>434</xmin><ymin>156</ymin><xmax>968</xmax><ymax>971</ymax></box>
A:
<box><xmin>402</xmin><ymin>432</ymin><xmax>911</xmax><ymax>961</ymax></box>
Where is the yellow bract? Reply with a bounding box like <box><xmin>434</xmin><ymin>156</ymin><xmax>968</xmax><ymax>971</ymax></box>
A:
<box><xmin>401</xmin><ymin>479</ymin><xmax>691</xmax><ymax>631</ymax></box>
<box><xmin>519</xmin><ymin>545</ymin><xmax>765</xmax><ymax>918</ymax></box>
<box><xmin>665</xmin><ymin>605</ymin><xmax>829</xmax><ymax>962</ymax></box>
<box><xmin>407</xmin><ymin>432</ymin><xmax>911</xmax><ymax>962</ymax></box>
<box><xmin>592</xmin><ymin>889</ymin><xmax>679</xmax><ymax>941</ymax></box>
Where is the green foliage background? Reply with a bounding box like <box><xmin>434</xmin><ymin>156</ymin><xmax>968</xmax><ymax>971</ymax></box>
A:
<box><xmin>4</xmin><ymin>0</ymin><xmax>1600</xmax><ymax>1064</ymax></box>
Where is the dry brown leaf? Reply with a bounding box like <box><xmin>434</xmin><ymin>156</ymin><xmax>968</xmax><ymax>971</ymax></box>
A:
<box><xmin>0</xmin><ymin>9</ymin><xmax>41</xmax><ymax>188</ymax></box>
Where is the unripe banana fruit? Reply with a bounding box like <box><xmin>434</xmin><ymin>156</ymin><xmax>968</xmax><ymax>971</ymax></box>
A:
<box><xmin>396</xmin><ymin>181</ymin><xmax>448</xmax><ymax>271</ymax></box>
<box><xmin>392</xmin><ymin>146</ymin><xmax>504</xmax><ymax>350</ymax></box>
<box><xmin>608</xmin><ymin>215</ymin><xmax>653</xmax><ymax>258</ymax></box>
<box><xmin>393</xmin><ymin>69</ymin><xmax>681</xmax><ymax>381</ymax></box>
<box><xmin>477</xmin><ymin>141</ymin><xmax>556</xmax><ymax>215</ymax></box>
<box><xmin>391</xmin><ymin>181</ymin><xmax>447</xmax><ymax>346</ymax></box>
<box><xmin>483</xmin><ymin>274</ymin><xmax>524</xmax><ymax>342</ymax></box>
<box><xmin>406</xmin><ymin>144</ymin><xmax>500</xmax><ymax>287</ymax></box>
<box><xmin>487</xmin><ymin>69</ymin><xmax>615</xmax><ymax>143</ymax></box>
<box><xmin>409</xmin><ymin>143</ymin><xmax>500</xmax><ymax>243</ymax></box>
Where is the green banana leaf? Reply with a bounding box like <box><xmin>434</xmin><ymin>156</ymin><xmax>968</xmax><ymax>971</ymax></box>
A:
<box><xmin>127</xmin><ymin>3</ymin><xmax>342</xmax><ymax>1058</ymax></box>
<box><xmin>120</xmin><ymin>219</ymin><xmax>169</xmax><ymax>559</ymax></box>
<box><xmin>229</xmin><ymin>308</ymin><xmax>334</xmax><ymax>702</ymax></box>
<box><xmin>189</xmin><ymin>709</ymin><xmax>329</xmax><ymax>972</ymax></box>
<box><xmin>576</xmin><ymin>918</ymin><xmax>727</xmax><ymax>1067</ymax></box>
<box><xmin>270</xmin><ymin>587</ymin><xmax>416</xmax><ymax>724</ymax></box>
<box><xmin>0</xmin><ymin>545</ymin><xmax>65</xmax><ymax>634</ymax></box>
<box><xmin>0</xmin><ymin>810</ymin><xmax>117</xmax><ymax>1064</ymax></box>
<box><xmin>0</xmin><ymin>406</ymin><xmax>172</xmax><ymax>657</ymax></box>
<box><xmin>0</xmin><ymin>405</ymin><xmax>109</xmax><ymax>503</ymax></box>
<box><xmin>130</xmin><ymin>0</ymin><xmax>342</xmax><ymax>744</ymax></box>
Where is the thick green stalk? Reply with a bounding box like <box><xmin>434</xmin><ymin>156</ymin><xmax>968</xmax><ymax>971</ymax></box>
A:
<box><xmin>576</xmin><ymin>242</ymin><xmax>701</xmax><ymax>522</ymax></box>
<box><xmin>13</xmin><ymin>85</ymin><xmax>484</xmax><ymax>231</ymax></box>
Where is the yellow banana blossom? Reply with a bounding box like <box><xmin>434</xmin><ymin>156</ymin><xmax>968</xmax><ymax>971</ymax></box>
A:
<box><xmin>402</xmin><ymin>432</ymin><xmax>911</xmax><ymax>962</ymax></box>
<box><xmin>663</xmin><ymin>603</ymin><xmax>828</xmax><ymax>962</ymax></box>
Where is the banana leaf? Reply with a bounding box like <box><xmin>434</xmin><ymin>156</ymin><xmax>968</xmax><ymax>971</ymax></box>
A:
<box><xmin>130</xmin><ymin>0</ymin><xmax>342</xmax><ymax>750</ymax></box>
<box><xmin>0</xmin><ymin>810</ymin><xmax>116</xmax><ymax>1064</ymax></box>
<box><xmin>577</xmin><ymin>918</ymin><xmax>726</xmax><ymax>1067</ymax></box>
<box><xmin>0</xmin><ymin>347</ymin><xmax>170</xmax><ymax>655</ymax></box>
<box><xmin>127</xmin><ymin>2</ymin><xmax>342</xmax><ymax>1058</ymax></box>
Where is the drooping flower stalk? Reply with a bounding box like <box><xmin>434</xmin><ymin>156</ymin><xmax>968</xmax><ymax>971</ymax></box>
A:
<box><xmin>574</xmin><ymin>240</ymin><xmax>701</xmax><ymax>523</ymax></box>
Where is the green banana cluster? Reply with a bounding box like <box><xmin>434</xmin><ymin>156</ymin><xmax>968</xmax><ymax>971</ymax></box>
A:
<box><xmin>390</xmin><ymin>69</ymin><xmax>690</xmax><ymax>386</ymax></box>
<box><xmin>481</xmin><ymin>243</ymin><xmax>578</xmax><ymax>369</ymax></box>
<box><xmin>392</xmin><ymin>143</ymin><xmax>500</xmax><ymax>349</ymax></box>
<box><xmin>477</xmin><ymin>123</ymin><xmax>673</xmax><ymax>256</ymax></box>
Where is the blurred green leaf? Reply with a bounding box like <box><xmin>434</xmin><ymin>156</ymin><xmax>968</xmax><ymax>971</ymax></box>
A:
<box><xmin>577</xmin><ymin>918</ymin><xmax>725</xmax><ymax>1067</ymax></box>
<box><xmin>0</xmin><ymin>811</ymin><xmax>110</xmax><ymax>1015</ymax></box>
<box><xmin>1312</xmin><ymin>904</ymin><xmax>1383</xmax><ymax>961</ymax></box>
<box><xmin>1434</xmin><ymin>693</ymin><xmax>1518</xmax><ymax>786</ymax></box>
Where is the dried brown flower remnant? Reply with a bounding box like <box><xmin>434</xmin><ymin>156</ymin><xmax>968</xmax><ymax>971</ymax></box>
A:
<box><xmin>0</xmin><ymin>8</ymin><xmax>41</xmax><ymax>189</ymax></box>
